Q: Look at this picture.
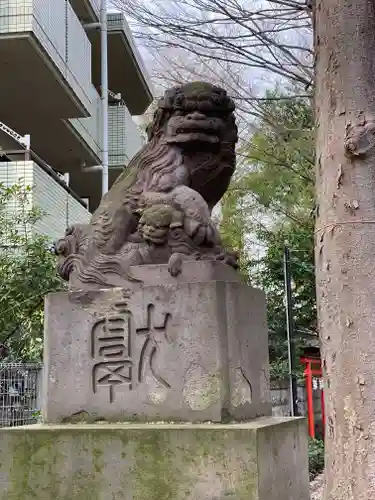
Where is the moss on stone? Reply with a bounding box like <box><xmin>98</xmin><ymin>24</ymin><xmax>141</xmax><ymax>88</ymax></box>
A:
<box><xmin>9</xmin><ymin>431</ymin><xmax>61</xmax><ymax>499</ymax></box>
<box><xmin>131</xmin><ymin>431</ymin><xmax>181</xmax><ymax>499</ymax></box>
<box><xmin>2</xmin><ymin>424</ymin><xmax>263</xmax><ymax>499</ymax></box>
<box><xmin>92</xmin><ymin>446</ymin><xmax>104</xmax><ymax>474</ymax></box>
<box><xmin>6</xmin><ymin>430</ymin><xmax>104</xmax><ymax>500</ymax></box>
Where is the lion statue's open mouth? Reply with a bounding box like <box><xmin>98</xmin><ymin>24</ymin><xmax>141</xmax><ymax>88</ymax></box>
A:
<box><xmin>166</xmin><ymin>130</ymin><xmax>220</xmax><ymax>145</ymax></box>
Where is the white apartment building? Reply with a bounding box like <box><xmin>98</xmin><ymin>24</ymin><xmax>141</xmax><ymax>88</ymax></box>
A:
<box><xmin>0</xmin><ymin>0</ymin><xmax>153</xmax><ymax>241</ymax></box>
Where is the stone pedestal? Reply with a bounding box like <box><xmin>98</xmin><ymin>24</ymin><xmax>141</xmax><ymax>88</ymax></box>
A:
<box><xmin>22</xmin><ymin>262</ymin><xmax>311</xmax><ymax>500</ymax></box>
<box><xmin>43</xmin><ymin>263</ymin><xmax>271</xmax><ymax>423</ymax></box>
<box><xmin>0</xmin><ymin>418</ymin><xmax>310</xmax><ymax>500</ymax></box>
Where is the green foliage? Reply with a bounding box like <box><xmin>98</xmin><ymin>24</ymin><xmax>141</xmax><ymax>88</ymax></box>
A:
<box><xmin>220</xmin><ymin>91</ymin><xmax>316</xmax><ymax>378</ymax></box>
<box><xmin>252</xmin><ymin>218</ymin><xmax>316</xmax><ymax>377</ymax></box>
<box><xmin>269</xmin><ymin>357</ymin><xmax>304</xmax><ymax>382</ymax></box>
<box><xmin>240</xmin><ymin>90</ymin><xmax>314</xmax><ymax>223</ymax></box>
<box><xmin>220</xmin><ymin>186</ymin><xmax>250</xmax><ymax>281</ymax></box>
<box><xmin>308</xmin><ymin>438</ymin><xmax>325</xmax><ymax>480</ymax></box>
<box><xmin>0</xmin><ymin>182</ymin><xmax>63</xmax><ymax>361</ymax></box>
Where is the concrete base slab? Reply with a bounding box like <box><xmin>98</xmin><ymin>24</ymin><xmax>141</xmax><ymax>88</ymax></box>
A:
<box><xmin>0</xmin><ymin>418</ymin><xmax>310</xmax><ymax>500</ymax></box>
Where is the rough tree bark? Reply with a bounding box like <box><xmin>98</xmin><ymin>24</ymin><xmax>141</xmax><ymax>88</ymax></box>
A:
<box><xmin>315</xmin><ymin>1</ymin><xmax>375</xmax><ymax>498</ymax></box>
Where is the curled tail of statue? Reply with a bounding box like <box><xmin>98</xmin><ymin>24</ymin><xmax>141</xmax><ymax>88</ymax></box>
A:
<box><xmin>55</xmin><ymin>205</ymin><xmax>143</xmax><ymax>287</ymax></box>
<box><xmin>55</xmin><ymin>224</ymin><xmax>90</xmax><ymax>281</ymax></box>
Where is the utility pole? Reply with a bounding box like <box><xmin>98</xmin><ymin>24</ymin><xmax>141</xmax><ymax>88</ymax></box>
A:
<box><xmin>100</xmin><ymin>0</ymin><xmax>109</xmax><ymax>196</ymax></box>
<box><xmin>83</xmin><ymin>1</ymin><xmax>109</xmax><ymax>196</ymax></box>
<box><xmin>283</xmin><ymin>245</ymin><xmax>299</xmax><ymax>417</ymax></box>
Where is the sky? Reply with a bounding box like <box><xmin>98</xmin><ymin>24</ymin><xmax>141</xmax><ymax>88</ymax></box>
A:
<box><xmin>108</xmin><ymin>2</ymin><xmax>119</xmax><ymax>12</ymax></box>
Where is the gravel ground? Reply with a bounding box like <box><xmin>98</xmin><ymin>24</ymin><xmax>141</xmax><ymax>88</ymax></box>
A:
<box><xmin>310</xmin><ymin>473</ymin><xmax>324</xmax><ymax>500</ymax></box>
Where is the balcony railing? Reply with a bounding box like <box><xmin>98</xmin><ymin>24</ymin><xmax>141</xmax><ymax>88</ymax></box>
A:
<box><xmin>109</xmin><ymin>104</ymin><xmax>145</xmax><ymax>167</ymax></box>
<box><xmin>66</xmin><ymin>2</ymin><xmax>93</xmax><ymax>105</ymax></box>
<box><xmin>0</xmin><ymin>158</ymin><xmax>90</xmax><ymax>241</ymax></box>
<box><xmin>68</xmin><ymin>85</ymin><xmax>102</xmax><ymax>159</ymax></box>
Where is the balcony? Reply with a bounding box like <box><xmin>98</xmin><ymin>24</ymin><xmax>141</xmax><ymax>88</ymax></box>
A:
<box><xmin>0</xmin><ymin>103</ymin><xmax>147</xmax><ymax>216</ymax></box>
<box><xmin>69</xmin><ymin>0</ymin><xmax>100</xmax><ymax>23</ymax></box>
<box><xmin>66</xmin><ymin>103</ymin><xmax>145</xmax><ymax>213</ymax></box>
<box><xmin>89</xmin><ymin>12</ymin><xmax>153</xmax><ymax>115</ymax></box>
<box><xmin>0</xmin><ymin>0</ymin><xmax>93</xmax><ymax>121</ymax></box>
<box><xmin>0</xmin><ymin>0</ymin><xmax>102</xmax><ymax>172</ymax></box>
<box><xmin>67</xmin><ymin>86</ymin><xmax>102</xmax><ymax>165</ymax></box>
<box><xmin>0</xmin><ymin>161</ymin><xmax>91</xmax><ymax>242</ymax></box>
<box><xmin>28</xmin><ymin>84</ymin><xmax>102</xmax><ymax>174</ymax></box>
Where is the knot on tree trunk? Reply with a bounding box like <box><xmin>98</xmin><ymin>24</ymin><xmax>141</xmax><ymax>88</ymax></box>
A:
<box><xmin>345</xmin><ymin>120</ymin><xmax>375</xmax><ymax>157</ymax></box>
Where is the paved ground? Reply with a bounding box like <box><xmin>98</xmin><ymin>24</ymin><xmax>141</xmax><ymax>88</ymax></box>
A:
<box><xmin>310</xmin><ymin>473</ymin><xmax>324</xmax><ymax>500</ymax></box>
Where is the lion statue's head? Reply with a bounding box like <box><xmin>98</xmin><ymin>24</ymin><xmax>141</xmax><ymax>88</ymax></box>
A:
<box><xmin>100</xmin><ymin>82</ymin><xmax>238</xmax><ymax>214</ymax></box>
<box><xmin>144</xmin><ymin>81</ymin><xmax>238</xmax><ymax>208</ymax></box>
<box><xmin>147</xmin><ymin>82</ymin><xmax>237</xmax><ymax>144</ymax></box>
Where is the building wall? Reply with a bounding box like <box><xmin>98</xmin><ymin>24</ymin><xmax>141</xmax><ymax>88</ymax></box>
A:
<box><xmin>0</xmin><ymin>161</ymin><xmax>34</xmax><ymax>239</ymax></box>
<box><xmin>108</xmin><ymin>104</ymin><xmax>145</xmax><ymax>167</ymax></box>
<box><xmin>0</xmin><ymin>161</ymin><xmax>91</xmax><ymax>241</ymax></box>
<box><xmin>271</xmin><ymin>380</ymin><xmax>307</xmax><ymax>417</ymax></box>
<box><xmin>270</xmin><ymin>379</ymin><xmax>324</xmax><ymax>437</ymax></box>
<box><xmin>32</xmin><ymin>163</ymin><xmax>91</xmax><ymax>240</ymax></box>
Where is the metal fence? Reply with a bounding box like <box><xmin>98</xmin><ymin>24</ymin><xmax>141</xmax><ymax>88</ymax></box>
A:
<box><xmin>0</xmin><ymin>363</ymin><xmax>42</xmax><ymax>427</ymax></box>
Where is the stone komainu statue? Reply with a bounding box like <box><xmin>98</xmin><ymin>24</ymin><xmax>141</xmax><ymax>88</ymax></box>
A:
<box><xmin>55</xmin><ymin>81</ymin><xmax>239</xmax><ymax>289</ymax></box>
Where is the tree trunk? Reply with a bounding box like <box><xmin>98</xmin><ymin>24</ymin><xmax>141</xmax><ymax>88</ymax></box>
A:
<box><xmin>315</xmin><ymin>1</ymin><xmax>375</xmax><ymax>498</ymax></box>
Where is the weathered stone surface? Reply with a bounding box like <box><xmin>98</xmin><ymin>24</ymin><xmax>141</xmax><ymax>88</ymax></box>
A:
<box><xmin>69</xmin><ymin>260</ymin><xmax>241</xmax><ymax>291</ymax></box>
<box><xmin>55</xmin><ymin>82</ymin><xmax>240</xmax><ymax>291</ymax></box>
<box><xmin>43</xmin><ymin>264</ymin><xmax>271</xmax><ymax>423</ymax></box>
<box><xmin>0</xmin><ymin>418</ymin><xmax>310</xmax><ymax>500</ymax></box>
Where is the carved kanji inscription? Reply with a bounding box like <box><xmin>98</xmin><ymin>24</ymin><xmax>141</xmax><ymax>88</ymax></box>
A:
<box><xmin>136</xmin><ymin>304</ymin><xmax>171</xmax><ymax>389</ymax></box>
<box><xmin>90</xmin><ymin>302</ymin><xmax>171</xmax><ymax>403</ymax></box>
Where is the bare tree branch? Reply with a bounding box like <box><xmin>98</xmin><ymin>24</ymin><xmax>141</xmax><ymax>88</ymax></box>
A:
<box><xmin>113</xmin><ymin>0</ymin><xmax>313</xmax><ymax>90</ymax></box>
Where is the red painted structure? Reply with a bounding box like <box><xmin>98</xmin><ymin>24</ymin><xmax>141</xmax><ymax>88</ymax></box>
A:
<box><xmin>300</xmin><ymin>355</ymin><xmax>325</xmax><ymax>439</ymax></box>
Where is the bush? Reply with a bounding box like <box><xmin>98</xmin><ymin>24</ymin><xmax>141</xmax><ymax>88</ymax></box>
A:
<box><xmin>0</xmin><ymin>182</ymin><xmax>64</xmax><ymax>360</ymax></box>
<box><xmin>308</xmin><ymin>438</ymin><xmax>324</xmax><ymax>480</ymax></box>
